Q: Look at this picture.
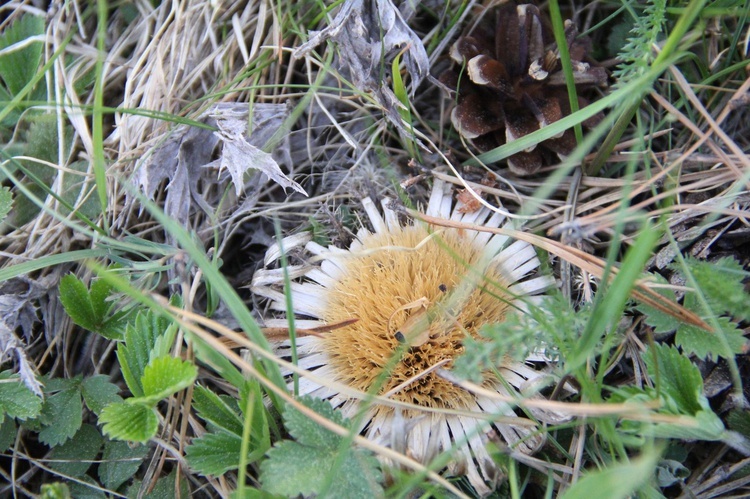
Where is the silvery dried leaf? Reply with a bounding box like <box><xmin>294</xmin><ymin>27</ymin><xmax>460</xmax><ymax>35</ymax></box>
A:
<box><xmin>0</xmin><ymin>294</ymin><xmax>43</xmax><ymax>397</ymax></box>
<box><xmin>294</xmin><ymin>0</ymin><xmax>429</xmax><ymax>96</ymax></box>
<box><xmin>209</xmin><ymin>105</ymin><xmax>307</xmax><ymax>197</ymax></box>
<box><xmin>135</xmin><ymin>102</ymin><xmax>305</xmax><ymax>227</ymax></box>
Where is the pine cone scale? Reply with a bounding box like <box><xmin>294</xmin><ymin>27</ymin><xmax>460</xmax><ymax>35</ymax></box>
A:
<box><xmin>441</xmin><ymin>1</ymin><xmax>608</xmax><ymax>175</ymax></box>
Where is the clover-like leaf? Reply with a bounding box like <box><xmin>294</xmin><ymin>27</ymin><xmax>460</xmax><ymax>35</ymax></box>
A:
<box><xmin>99</xmin><ymin>402</ymin><xmax>158</xmax><ymax>443</ymax></box>
<box><xmin>59</xmin><ymin>274</ymin><xmax>99</xmax><ymax>332</ymax></box>
<box><xmin>137</xmin><ymin>356</ymin><xmax>197</xmax><ymax>406</ymax></box>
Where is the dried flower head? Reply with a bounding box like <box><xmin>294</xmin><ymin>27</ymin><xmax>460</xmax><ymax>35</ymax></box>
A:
<box><xmin>252</xmin><ymin>180</ymin><xmax>562</xmax><ymax>494</ymax></box>
<box><xmin>441</xmin><ymin>2</ymin><xmax>607</xmax><ymax>175</ymax></box>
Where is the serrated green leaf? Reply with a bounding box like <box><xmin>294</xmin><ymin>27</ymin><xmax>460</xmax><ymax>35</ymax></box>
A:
<box><xmin>0</xmin><ymin>14</ymin><xmax>45</xmax><ymax>95</ymax></box>
<box><xmin>0</xmin><ymin>417</ymin><xmax>17</xmax><ymax>452</ymax></box>
<box><xmin>260</xmin><ymin>397</ymin><xmax>382</xmax><ymax>497</ymax></box>
<box><xmin>43</xmin><ymin>375</ymin><xmax>80</xmax><ymax>393</ymax></box>
<box><xmin>284</xmin><ymin>396</ymin><xmax>348</xmax><ymax>449</ymax></box>
<box><xmin>98</xmin><ymin>439</ymin><xmax>148</xmax><ymax>490</ymax></box>
<box><xmin>688</xmin><ymin>256</ymin><xmax>750</xmax><ymax>321</ymax></box>
<box><xmin>186</xmin><ymin>430</ymin><xmax>244</xmax><ymax>475</ymax></box>
<box><xmin>59</xmin><ymin>274</ymin><xmax>125</xmax><ymax>341</ymax></box>
<box><xmin>0</xmin><ymin>186</ymin><xmax>12</xmax><ymax>221</ymax></box>
<box><xmin>59</xmin><ymin>274</ymin><xmax>98</xmax><ymax>331</ymax></box>
<box><xmin>676</xmin><ymin>315</ymin><xmax>747</xmax><ymax>361</ymax></box>
<box><xmin>89</xmin><ymin>278</ymin><xmax>113</xmax><ymax>325</ymax></box>
<box><xmin>98</xmin><ymin>317</ymin><xmax>128</xmax><ymax>342</ymax></box>
<box><xmin>637</xmin><ymin>343</ymin><xmax>726</xmax><ymax>440</ymax></box>
<box><xmin>0</xmin><ymin>371</ymin><xmax>43</xmax><ymax>420</ymax></box>
<box><xmin>148</xmin><ymin>320</ymin><xmax>178</xmax><ymax>362</ymax></box>
<box><xmin>99</xmin><ymin>402</ymin><xmax>158</xmax><ymax>443</ymax></box>
<box><xmin>261</xmin><ymin>441</ymin><xmax>382</xmax><ymax>498</ymax></box>
<box><xmin>635</xmin><ymin>276</ymin><xmax>679</xmax><ymax>335</ymax></box>
<box><xmin>560</xmin><ymin>448</ymin><xmax>661</xmax><ymax>499</ymax></box>
<box><xmin>137</xmin><ymin>356</ymin><xmax>197</xmax><ymax>405</ymax></box>
<box><xmin>192</xmin><ymin>385</ymin><xmax>244</xmax><ymax>436</ymax></box>
<box><xmin>39</xmin><ymin>384</ymin><xmax>83</xmax><ymax>447</ymax></box>
<box><xmin>117</xmin><ymin>310</ymin><xmax>171</xmax><ymax>397</ymax></box>
<box><xmin>81</xmin><ymin>375</ymin><xmax>122</xmax><ymax>416</ymax></box>
<box><xmin>643</xmin><ymin>343</ymin><xmax>704</xmax><ymax>415</ymax></box>
<box><xmin>67</xmin><ymin>477</ymin><xmax>107</xmax><ymax>499</ymax></box>
<box><xmin>49</xmin><ymin>424</ymin><xmax>102</xmax><ymax>477</ymax></box>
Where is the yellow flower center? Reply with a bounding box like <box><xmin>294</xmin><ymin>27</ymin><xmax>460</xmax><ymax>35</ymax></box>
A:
<box><xmin>321</xmin><ymin>223</ymin><xmax>512</xmax><ymax>410</ymax></box>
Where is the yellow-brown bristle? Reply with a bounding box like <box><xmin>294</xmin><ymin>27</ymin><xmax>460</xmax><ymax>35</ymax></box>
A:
<box><xmin>320</xmin><ymin>223</ymin><xmax>512</xmax><ymax>412</ymax></box>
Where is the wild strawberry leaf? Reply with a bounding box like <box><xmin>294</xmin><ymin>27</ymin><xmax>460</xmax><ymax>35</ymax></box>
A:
<box><xmin>38</xmin><ymin>381</ymin><xmax>83</xmax><ymax>447</ymax></box>
<box><xmin>0</xmin><ymin>371</ymin><xmax>42</xmax><ymax>421</ymax></box>
<box><xmin>187</xmin><ymin>380</ymin><xmax>270</xmax><ymax>476</ymax></box>
<box><xmin>81</xmin><ymin>375</ymin><xmax>123</xmax><ymax>416</ymax></box>
<box><xmin>137</xmin><ymin>356</ymin><xmax>197</xmax><ymax>406</ymax></box>
<box><xmin>639</xmin><ymin>344</ymin><xmax>725</xmax><ymax>441</ymax></box>
<box><xmin>59</xmin><ymin>274</ymin><xmax>126</xmax><ymax>341</ymax></box>
<box><xmin>0</xmin><ymin>14</ymin><xmax>45</xmax><ymax>96</ymax></box>
<box><xmin>117</xmin><ymin>310</ymin><xmax>174</xmax><ymax>397</ymax></box>
<box><xmin>637</xmin><ymin>258</ymin><xmax>750</xmax><ymax>360</ymax></box>
<box><xmin>635</xmin><ymin>276</ymin><xmax>679</xmax><ymax>335</ymax></box>
<box><xmin>59</xmin><ymin>274</ymin><xmax>99</xmax><ymax>332</ymax></box>
<box><xmin>260</xmin><ymin>396</ymin><xmax>382</xmax><ymax>498</ymax></box>
<box><xmin>560</xmin><ymin>448</ymin><xmax>661</xmax><ymax>499</ymax></box>
<box><xmin>185</xmin><ymin>430</ymin><xmax>244</xmax><ymax>476</ymax></box>
<box><xmin>99</xmin><ymin>402</ymin><xmax>158</xmax><ymax>443</ymax></box>
<box><xmin>48</xmin><ymin>424</ymin><xmax>102</xmax><ymax>478</ymax></box>
<box><xmin>192</xmin><ymin>385</ymin><xmax>244</xmax><ymax>436</ymax></box>
<box><xmin>98</xmin><ymin>439</ymin><xmax>148</xmax><ymax>490</ymax></box>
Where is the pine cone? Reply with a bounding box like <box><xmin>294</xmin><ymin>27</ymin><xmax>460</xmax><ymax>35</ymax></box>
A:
<box><xmin>442</xmin><ymin>2</ymin><xmax>607</xmax><ymax>175</ymax></box>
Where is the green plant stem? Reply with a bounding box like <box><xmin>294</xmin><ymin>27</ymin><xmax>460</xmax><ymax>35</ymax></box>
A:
<box><xmin>93</xmin><ymin>0</ymin><xmax>109</xmax><ymax>232</ymax></box>
<box><xmin>548</xmin><ymin>0</ymin><xmax>583</xmax><ymax>146</ymax></box>
<box><xmin>237</xmin><ymin>385</ymin><xmax>255</xmax><ymax>494</ymax></box>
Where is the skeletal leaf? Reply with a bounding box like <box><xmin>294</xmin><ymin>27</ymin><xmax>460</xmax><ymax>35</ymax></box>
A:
<box><xmin>293</xmin><ymin>0</ymin><xmax>429</xmax><ymax>139</ymax></box>
<box><xmin>209</xmin><ymin>105</ymin><xmax>306</xmax><ymax>197</ymax></box>
<box><xmin>135</xmin><ymin>102</ymin><xmax>305</xmax><ymax>227</ymax></box>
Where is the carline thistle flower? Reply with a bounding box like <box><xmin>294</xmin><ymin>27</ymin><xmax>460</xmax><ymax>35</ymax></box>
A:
<box><xmin>252</xmin><ymin>179</ymin><xmax>563</xmax><ymax>494</ymax></box>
